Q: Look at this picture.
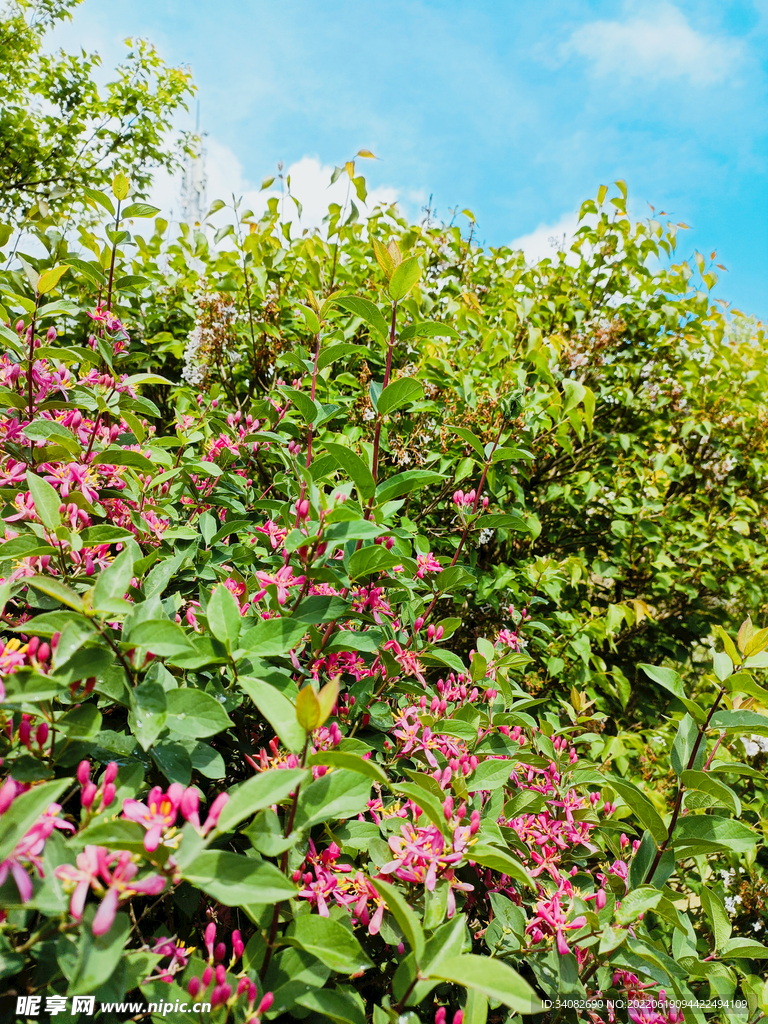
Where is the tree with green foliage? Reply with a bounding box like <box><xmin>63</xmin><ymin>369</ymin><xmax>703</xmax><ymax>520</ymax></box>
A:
<box><xmin>0</xmin><ymin>0</ymin><xmax>193</xmax><ymax>226</ymax></box>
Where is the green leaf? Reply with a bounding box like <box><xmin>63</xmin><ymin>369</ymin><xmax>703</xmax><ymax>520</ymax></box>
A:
<box><xmin>83</xmin><ymin>186</ymin><xmax>115</xmax><ymax>216</ymax></box>
<box><xmin>469</xmin><ymin>845</ymin><xmax>531</xmax><ymax>888</ymax></box>
<box><xmin>25</xmin><ymin>576</ymin><xmax>84</xmax><ymax>611</ymax></box>
<box><xmin>294</xmin><ymin>989</ymin><xmax>365</xmax><ymax>1024</ymax></box>
<box><xmin>317</xmin><ymin>343</ymin><xmax>367</xmax><ymax>371</ymax></box>
<box><xmin>614</xmin><ymin>887</ymin><xmax>663</xmax><ymax>925</ymax></box>
<box><xmin>322</xmin><ymin>441</ymin><xmax>376</xmax><ymax>501</ymax></box>
<box><xmin>92</xmin><ymin>447</ymin><xmax>156</xmax><ymax>475</ymax></box>
<box><xmin>681</xmin><ymin>770</ymin><xmax>741</xmax><ymax>815</ymax></box>
<box><xmin>239</xmin><ymin>676</ymin><xmax>305</xmax><ymax>753</ymax></box>
<box><xmin>112</xmin><ymin>172</ymin><xmax>130</xmax><ymax>200</ymax></box>
<box><xmin>347</xmin><ymin>545</ymin><xmax>404</xmax><ymax>579</ymax></box>
<box><xmin>710</xmin><ymin>709</ymin><xmax>768</xmax><ymax>733</ymax></box>
<box><xmin>400</xmin><ymin>320</ymin><xmax>460</xmax><ymax>341</ymax></box>
<box><xmin>307</xmin><ymin>750</ymin><xmax>388</xmax><ymax>783</ymax></box>
<box><xmin>280</xmin><ymin>385</ymin><xmax>320</xmax><ymax>423</ymax></box>
<box><xmin>377</xmin><ymin>378</ymin><xmax>424</xmax><ymax>415</ymax></box>
<box><xmin>182</xmin><ymin>851</ymin><xmax>296</xmax><ymax>904</ymax></box>
<box><xmin>639</xmin><ymin>663</ymin><xmax>704</xmax><ymax>719</ymax></box>
<box><xmin>294</xmin><ymin>770</ymin><xmax>372</xmax><ymax>829</ymax></box>
<box><xmin>25</xmin><ymin>470</ymin><xmax>61</xmax><ymax>530</ymax></box>
<box><xmin>371</xmin><ymin>877</ymin><xmax>425</xmax><ymax>963</ymax></box>
<box><xmin>670</xmin><ymin>815</ymin><xmax>757</xmax><ymax>855</ymax></box>
<box><xmin>700</xmin><ymin>886</ymin><xmax>731</xmax><ymax>950</ymax></box>
<box><xmin>427</xmin><ymin>954</ymin><xmax>542</xmax><ymax>1013</ymax></box>
<box><xmin>0</xmin><ymin>779</ymin><xmax>70</xmax><ymax>861</ymax></box>
<box><xmin>215</xmin><ymin>768</ymin><xmax>308</xmax><ymax>833</ymax></box>
<box><xmin>719</xmin><ymin>938</ymin><xmax>768</xmax><ymax>959</ymax></box>
<box><xmin>470</xmin><ymin>758</ymin><xmax>514</xmax><ymax>790</ymax></box>
<box><xmin>334</xmin><ymin>295</ymin><xmax>389</xmax><ymax>340</ymax></box>
<box><xmin>37</xmin><ymin>265</ymin><xmax>69</xmax><ymax>295</ymax></box>
<box><xmin>388</xmin><ymin>256</ymin><xmax>421</xmax><ymax>301</ymax></box>
<box><xmin>165</xmin><ymin>688</ymin><xmax>232</xmax><ymax>738</ymax></box>
<box><xmin>92</xmin><ymin>548</ymin><xmax>134</xmax><ymax>612</ymax></box>
<box><xmin>121</xmin><ymin>202</ymin><xmax>161</xmax><ymax>219</ymax></box>
<box><xmin>287</xmin><ymin>915</ymin><xmax>373</xmax><ymax>973</ymax></box>
<box><xmin>605</xmin><ymin>775</ymin><xmax>667</xmax><ymax>843</ymax></box>
<box><xmin>375</xmin><ymin>470</ymin><xmax>444</xmax><ymax>504</ymax></box>
<box><xmin>72</xmin><ymin>911</ymin><xmax>130</xmax><ymax>991</ymax></box>
<box><xmin>449</xmin><ymin>425</ymin><xmax>487</xmax><ymax>459</ymax></box>
<box><xmin>128</xmin><ymin>620</ymin><xmax>193</xmax><ymax>656</ymax></box>
<box><xmin>23</xmin><ymin>419</ymin><xmax>80</xmax><ymax>455</ymax></box>
<box><xmin>239</xmin><ymin>617</ymin><xmax>307</xmax><ymax>657</ymax></box>
<box><xmin>207</xmin><ymin>583</ymin><xmax>242</xmax><ymax>650</ymax></box>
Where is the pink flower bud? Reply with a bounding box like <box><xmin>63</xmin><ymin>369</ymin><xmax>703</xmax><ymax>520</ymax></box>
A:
<box><xmin>37</xmin><ymin>642</ymin><xmax>50</xmax><ymax>663</ymax></box>
<box><xmin>101</xmin><ymin>783</ymin><xmax>116</xmax><ymax>809</ymax></box>
<box><xmin>47</xmin><ymin>326</ymin><xmax>57</xmax><ymax>342</ymax></box>
<box><xmin>453</xmin><ymin>1012</ymin><xmax>464</xmax><ymax>1024</ymax></box>
<box><xmin>214</xmin><ymin>942</ymin><xmax>226</xmax><ymax>964</ymax></box>
<box><xmin>211</xmin><ymin>398</ymin><xmax>219</xmax><ymax>409</ymax></box>
<box><xmin>211</xmin><ymin>984</ymin><xmax>231</xmax><ymax>1007</ymax></box>
<box><xmin>180</xmin><ymin>787</ymin><xmax>200</xmax><ymax>828</ymax></box>
<box><xmin>397</xmin><ymin>942</ymin><xmax>404</xmax><ymax>955</ymax></box>
<box><xmin>237</xmin><ymin>978</ymin><xmax>249</xmax><ymax>996</ymax></box>
<box><xmin>470</xmin><ymin>809</ymin><xmax>481</xmax><ymax>834</ymax></box>
<box><xmin>215</xmin><ymin>964</ymin><xmax>226</xmax><ymax>984</ymax></box>
<box><xmin>232</xmin><ymin>929</ymin><xmax>244</xmax><ymax>958</ymax></box>
<box><xmin>188</xmin><ymin>977</ymin><xmax>201</xmax><ymax>998</ymax></box>
<box><xmin>77</xmin><ymin>760</ymin><xmax>91</xmax><ymax>785</ymax></box>
<box><xmin>103</xmin><ymin>761</ymin><xmax>118</xmax><ymax>785</ymax></box>
<box><xmin>35</xmin><ymin>722</ymin><xmax>49</xmax><ymax>746</ymax></box>
<box><xmin>204</xmin><ymin>922</ymin><xmax>217</xmax><ymax>960</ymax></box>
<box><xmin>51</xmin><ymin>632</ymin><xmax>60</xmax><ymax>650</ymax></box>
<box><xmin>202</xmin><ymin>965</ymin><xmax>213</xmax><ymax>988</ymax></box>
<box><xmin>257</xmin><ymin>993</ymin><xmax>274</xmax><ymax>1015</ymax></box>
<box><xmin>247</xmin><ymin>980</ymin><xmax>257</xmax><ymax>1004</ymax></box>
<box><xmin>27</xmin><ymin>636</ymin><xmax>39</xmax><ymax>657</ymax></box>
<box><xmin>595</xmin><ymin>888</ymin><xmax>607</xmax><ymax>910</ymax></box>
<box><xmin>15</xmin><ymin>320</ymin><xmax>24</xmax><ymax>334</ymax></box>
<box><xmin>414</xmin><ymin>617</ymin><xmax>424</xmax><ymax>631</ymax></box>
<box><xmin>81</xmin><ymin>782</ymin><xmax>98</xmax><ymax>809</ymax></box>
<box><xmin>19</xmin><ymin>717</ymin><xmax>31</xmax><ymax>748</ymax></box>
<box><xmin>202</xmin><ymin>791</ymin><xmax>229</xmax><ymax>834</ymax></box>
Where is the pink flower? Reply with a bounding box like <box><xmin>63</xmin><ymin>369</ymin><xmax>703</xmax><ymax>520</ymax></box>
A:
<box><xmin>122</xmin><ymin>784</ymin><xmax>184</xmax><ymax>851</ymax></box>
<box><xmin>253</xmin><ymin>565</ymin><xmax>305</xmax><ymax>605</ymax></box>
<box><xmin>415</xmin><ymin>552</ymin><xmax>441</xmax><ymax>579</ymax></box>
<box><xmin>0</xmin><ymin>791</ymin><xmax>73</xmax><ymax>902</ymax></box>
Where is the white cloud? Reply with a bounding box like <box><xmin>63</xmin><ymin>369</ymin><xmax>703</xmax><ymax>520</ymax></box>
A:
<box><xmin>510</xmin><ymin>212</ymin><xmax>580</xmax><ymax>265</ymax></box>
<box><xmin>148</xmin><ymin>142</ymin><xmax>401</xmax><ymax>235</ymax></box>
<box><xmin>563</xmin><ymin>4</ymin><xmax>741</xmax><ymax>85</ymax></box>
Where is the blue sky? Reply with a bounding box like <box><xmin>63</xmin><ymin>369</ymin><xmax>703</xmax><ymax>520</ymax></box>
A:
<box><xmin>53</xmin><ymin>0</ymin><xmax>768</xmax><ymax>317</ymax></box>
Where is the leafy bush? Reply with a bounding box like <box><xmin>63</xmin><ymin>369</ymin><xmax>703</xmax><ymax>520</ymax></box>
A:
<box><xmin>1</xmin><ymin>117</ymin><xmax>767</xmax><ymax>1024</ymax></box>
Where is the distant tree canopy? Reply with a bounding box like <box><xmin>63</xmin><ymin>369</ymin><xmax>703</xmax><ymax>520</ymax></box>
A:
<box><xmin>0</xmin><ymin>0</ymin><xmax>193</xmax><ymax>225</ymax></box>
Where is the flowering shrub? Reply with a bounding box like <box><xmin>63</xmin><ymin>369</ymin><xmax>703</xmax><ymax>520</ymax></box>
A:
<box><xmin>0</xmin><ymin>168</ymin><xmax>767</xmax><ymax>1024</ymax></box>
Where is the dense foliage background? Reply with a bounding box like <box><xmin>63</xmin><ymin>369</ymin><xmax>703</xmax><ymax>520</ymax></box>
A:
<box><xmin>0</xmin><ymin>3</ymin><xmax>767</xmax><ymax>1024</ymax></box>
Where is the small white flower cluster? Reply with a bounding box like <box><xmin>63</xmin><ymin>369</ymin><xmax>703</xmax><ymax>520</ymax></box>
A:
<box><xmin>182</xmin><ymin>323</ymin><xmax>206</xmax><ymax>386</ymax></box>
<box><xmin>724</xmin><ymin>894</ymin><xmax>742</xmax><ymax>915</ymax></box>
<box><xmin>741</xmin><ymin>734</ymin><xmax>768</xmax><ymax>758</ymax></box>
<box><xmin>478</xmin><ymin>528</ymin><xmax>495</xmax><ymax>545</ymax></box>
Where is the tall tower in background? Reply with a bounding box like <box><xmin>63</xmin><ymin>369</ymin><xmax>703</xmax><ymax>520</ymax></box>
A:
<box><xmin>180</xmin><ymin>103</ymin><xmax>207</xmax><ymax>227</ymax></box>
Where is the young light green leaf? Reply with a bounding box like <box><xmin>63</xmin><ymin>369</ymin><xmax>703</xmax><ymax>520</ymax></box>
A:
<box><xmin>388</xmin><ymin>256</ymin><xmax>421</xmax><ymax>301</ymax></box>
<box><xmin>376</xmin><ymin>378</ymin><xmax>424</xmax><ymax>416</ymax></box>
